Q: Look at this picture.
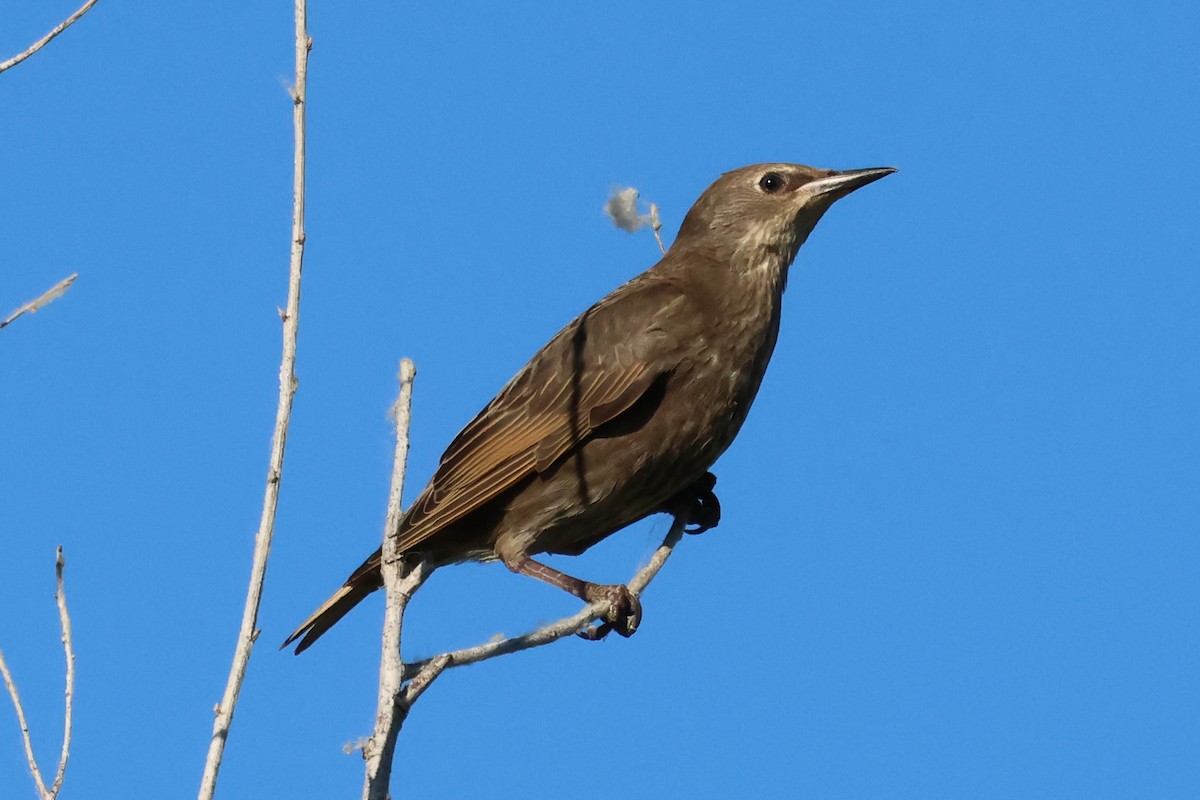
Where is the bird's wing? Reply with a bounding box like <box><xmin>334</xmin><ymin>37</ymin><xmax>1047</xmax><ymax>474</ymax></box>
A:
<box><xmin>394</xmin><ymin>283</ymin><xmax>687</xmax><ymax>553</ymax></box>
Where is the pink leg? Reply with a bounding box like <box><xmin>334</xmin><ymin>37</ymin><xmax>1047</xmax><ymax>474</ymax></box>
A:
<box><xmin>504</xmin><ymin>555</ymin><xmax>642</xmax><ymax>638</ymax></box>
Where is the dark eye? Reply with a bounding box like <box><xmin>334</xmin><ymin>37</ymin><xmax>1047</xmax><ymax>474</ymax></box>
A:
<box><xmin>758</xmin><ymin>172</ymin><xmax>786</xmax><ymax>194</ymax></box>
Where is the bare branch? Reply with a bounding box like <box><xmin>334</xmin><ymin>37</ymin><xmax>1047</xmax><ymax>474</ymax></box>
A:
<box><xmin>0</xmin><ymin>651</ymin><xmax>48</xmax><ymax>799</ymax></box>
<box><xmin>360</xmin><ymin>562</ymin><xmax>431</xmax><ymax>800</ymax></box>
<box><xmin>363</xmin><ymin>359</ymin><xmax>428</xmax><ymax>800</ymax></box>
<box><xmin>50</xmin><ymin>547</ymin><xmax>74</xmax><ymax>799</ymax></box>
<box><xmin>1</xmin><ymin>274</ymin><xmax>77</xmax><ymax>330</ymax></box>
<box><xmin>197</xmin><ymin>3</ymin><xmax>310</xmax><ymax>798</ymax></box>
<box><xmin>0</xmin><ymin>547</ymin><xmax>76</xmax><ymax>800</ymax></box>
<box><xmin>399</xmin><ymin>653</ymin><xmax>450</xmax><ymax>709</ymax></box>
<box><xmin>0</xmin><ymin>1</ymin><xmax>101</xmax><ymax>75</ymax></box>
<box><xmin>648</xmin><ymin>203</ymin><xmax>667</xmax><ymax>255</ymax></box>
<box><xmin>401</xmin><ymin>514</ymin><xmax>689</xmax><ymax>681</ymax></box>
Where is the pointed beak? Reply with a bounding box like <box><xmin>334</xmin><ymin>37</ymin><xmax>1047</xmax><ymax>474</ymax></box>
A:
<box><xmin>806</xmin><ymin>167</ymin><xmax>897</xmax><ymax>199</ymax></box>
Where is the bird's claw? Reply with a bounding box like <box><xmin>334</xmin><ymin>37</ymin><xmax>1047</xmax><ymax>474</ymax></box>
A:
<box><xmin>577</xmin><ymin>622</ymin><xmax>609</xmax><ymax>641</ymax></box>
<box><xmin>577</xmin><ymin>583</ymin><xmax>641</xmax><ymax>640</ymax></box>
<box><xmin>679</xmin><ymin>472</ymin><xmax>721</xmax><ymax>534</ymax></box>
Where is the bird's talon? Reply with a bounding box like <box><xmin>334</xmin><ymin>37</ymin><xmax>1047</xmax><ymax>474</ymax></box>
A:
<box><xmin>581</xmin><ymin>583</ymin><xmax>641</xmax><ymax>638</ymax></box>
<box><xmin>577</xmin><ymin>622</ymin><xmax>611</xmax><ymax>641</ymax></box>
<box><xmin>677</xmin><ymin>472</ymin><xmax>721</xmax><ymax>534</ymax></box>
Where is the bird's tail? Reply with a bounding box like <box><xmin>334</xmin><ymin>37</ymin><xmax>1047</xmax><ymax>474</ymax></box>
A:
<box><xmin>282</xmin><ymin>551</ymin><xmax>382</xmax><ymax>654</ymax></box>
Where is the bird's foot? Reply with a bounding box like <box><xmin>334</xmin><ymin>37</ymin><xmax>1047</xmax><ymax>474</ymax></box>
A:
<box><xmin>676</xmin><ymin>471</ymin><xmax>721</xmax><ymax>534</ymax></box>
<box><xmin>577</xmin><ymin>583</ymin><xmax>642</xmax><ymax>640</ymax></box>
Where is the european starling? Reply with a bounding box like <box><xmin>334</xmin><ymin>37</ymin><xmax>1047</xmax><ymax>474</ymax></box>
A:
<box><xmin>284</xmin><ymin>162</ymin><xmax>894</xmax><ymax>653</ymax></box>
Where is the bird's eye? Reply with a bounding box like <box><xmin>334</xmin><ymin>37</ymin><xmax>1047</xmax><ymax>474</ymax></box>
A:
<box><xmin>758</xmin><ymin>172</ymin><xmax>786</xmax><ymax>194</ymax></box>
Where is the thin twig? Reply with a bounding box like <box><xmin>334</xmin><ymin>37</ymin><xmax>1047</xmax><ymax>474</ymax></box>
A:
<box><xmin>363</xmin><ymin>360</ymin><xmax>427</xmax><ymax>800</ymax></box>
<box><xmin>0</xmin><ymin>0</ymin><xmax>101</xmax><ymax>75</ymax></box>
<box><xmin>0</xmin><ymin>547</ymin><xmax>76</xmax><ymax>800</ymax></box>
<box><xmin>0</xmin><ymin>274</ymin><xmax>77</xmax><ymax>330</ymax></box>
<box><xmin>0</xmin><ymin>652</ymin><xmax>47</xmax><ymax>799</ymax></box>
<box><xmin>399</xmin><ymin>654</ymin><xmax>451</xmax><ymax>709</ymax></box>
<box><xmin>401</xmin><ymin>514</ymin><xmax>689</xmax><ymax>681</ymax></box>
<box><xmin>50</xmin><ymin>547</ymin><xmax>74</xmax><ymax>799</ymax></box>
<box><xmin>648</xmin><ymin>203</ymin><xmax>667</xmax><ymax>255</ymax></box>
<box><xmin>197</xmin><ymin>4</ymin><xmax>310</xmax><ymax>799</ymax></box>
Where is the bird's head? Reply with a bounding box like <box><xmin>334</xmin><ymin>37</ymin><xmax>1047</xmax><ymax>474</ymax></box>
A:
<box><xmin>673</xmin><ymin>163</ymin><xmax>896</xmax><ymax>272</ymax></box>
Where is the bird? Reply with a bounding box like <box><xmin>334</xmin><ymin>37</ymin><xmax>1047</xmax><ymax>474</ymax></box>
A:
<box><xmin>284</xmin><ymin>162</ymin><xmax>895</xmax><ymax>654</ymax></box>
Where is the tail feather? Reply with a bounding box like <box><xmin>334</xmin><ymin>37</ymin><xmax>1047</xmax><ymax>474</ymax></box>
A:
<box><xmin>282</xmin><ymin>580</ymin><xmax>376</xmax><ymax>655</ymax></box>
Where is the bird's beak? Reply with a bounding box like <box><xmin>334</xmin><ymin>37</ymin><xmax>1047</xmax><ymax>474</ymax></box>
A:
<box><xmin>806</xmin><ymin>167</ymin><xmax>897</xmax><ymax>200</ymax></box>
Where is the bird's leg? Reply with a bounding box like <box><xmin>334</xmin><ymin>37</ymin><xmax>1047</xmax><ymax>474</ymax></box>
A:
<box><xmin>665</xmin><ymin>471</ymin><xmax>722</xmax><ymax>534</ymax></box>
<box><xmin>504</xmin><ymin>556</ymin><xmax>642</xmax><ymax>639</ymax></box>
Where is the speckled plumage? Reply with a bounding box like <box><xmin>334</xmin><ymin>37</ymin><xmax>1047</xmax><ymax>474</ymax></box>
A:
<box><xmin>284</xmin><ymin>162</ymin><xmax>894</xmax><ymax>653</ymax></box>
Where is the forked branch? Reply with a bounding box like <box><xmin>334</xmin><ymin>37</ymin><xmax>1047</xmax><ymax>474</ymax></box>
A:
<box><xmin>359</xmin><ymin>358</ymin><xmax>693</xmax><ymax>798</ymax></box>
<box><xmin>0</xmin><ymin>547</ymin><xmax>76</xmax><ymax>800</ymax></box>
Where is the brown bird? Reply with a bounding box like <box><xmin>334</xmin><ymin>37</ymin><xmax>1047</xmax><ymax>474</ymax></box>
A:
<box><xmin>284</xmin><ymin>162</ymin><xmax>895</xmax><ymax>653</ymax></box>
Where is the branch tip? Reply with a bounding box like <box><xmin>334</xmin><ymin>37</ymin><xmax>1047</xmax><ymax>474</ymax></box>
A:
<box><xmin>1</xmin><ymin>274</ymin><xmax>78</xmax><ymax>330</ymax></box>
<box><xmin>0</xmin><ymin>1</ymin><xmax>101</xmax><ymax>75</ymax></box>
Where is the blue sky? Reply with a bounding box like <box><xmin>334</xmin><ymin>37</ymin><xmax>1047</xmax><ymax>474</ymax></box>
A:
<box><xmin>2</xmin><ymin>1</ymin><xmax>1198</xmax><ymax>798</ymax></box>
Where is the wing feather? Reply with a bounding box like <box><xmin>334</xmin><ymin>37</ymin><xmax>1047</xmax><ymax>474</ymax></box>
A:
<box><xmin>392</xmin><ymin>285</ymin><xmax>688</xmax><ymax>555</ymax></box>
